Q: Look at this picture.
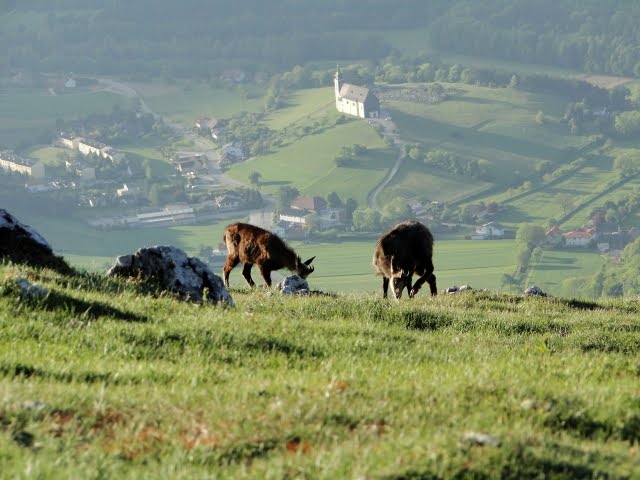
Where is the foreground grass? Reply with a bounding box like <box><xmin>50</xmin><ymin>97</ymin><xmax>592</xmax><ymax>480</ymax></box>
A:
<box><xmin>1</xmin><ymin>263</ymin><xmax>639</xmax><ymax>478</ymax></box>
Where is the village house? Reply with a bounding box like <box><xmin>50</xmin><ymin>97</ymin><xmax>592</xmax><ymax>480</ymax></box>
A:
<box><xmin>116</xmin><ymin>183</ymin><xmax>140</xmax><ymax>198</ymax></box>
<box><xmin>597</xmin><ymin>228</ymin><xmax>639</xmax><ymax>252</ymax></box>
<box><xmin>334</xmin><ymin>66</ymin><xmax>380</xmax><ymax>119</ymax></box>
<box><xmin>0</xmin><ymin>152</ymin><xmax>45</xmax><ymax>179</ymax></box>
<box><xmin>271</xmin><ymin>221</ymin><xmax>288</xmax><ymax>237</ymax></box>
<box><xmin>215</xmin><ymin>191</ymin><xmax>244</xmax><ymax>211</ymax></box>
<box><xmin>172</xmin><ymin>153</ymin><xmax>207</xmax><ymax>174</ymax></box>
<box><xmin>563</xmin><ymin>229</ymin><xmax>595</xmax><ymax>248</ymax></box>
<box><xmin>279</xmin><ymin>208</ymin><xmax>309</xmax><ymax>226</ymax></box>
<box><xmin>59</xmin><ymin>133</ymin><xmax>122</xmax><ymax>163</ymax></box>
<box><xmin>291</xmin><ymin>195</ymin><xmax>327</xmax><ymax>212</ymax></box>
<box><xmin>471</xmin><ymin>222</ymin><xmax>507</xmax><ymax>240</ymax></box>
<box><xmin>195</xmin><ymin>115</ymin><xmax>217</xmax><ymax>131</ymax></box>
<box><xmin>316</xmin><ymin>207</ymin><xmax>347</xmax><ymax>230</ymax></box>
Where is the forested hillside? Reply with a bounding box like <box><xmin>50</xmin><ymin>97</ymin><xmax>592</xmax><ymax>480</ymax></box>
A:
<box><xmin>2</xmin><ymin>0</ymin><xmax>640</xmax><ymax>78</ymax></box>
<box><xmin>428</xmin><ymin>0</ymin><xmax>640</xmax><ymax>77</ymax></box>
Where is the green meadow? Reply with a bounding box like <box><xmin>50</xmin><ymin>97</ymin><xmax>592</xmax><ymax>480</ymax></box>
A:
<box><xmin>140</xmin><ymin>83</ymin><xmax>265</xmax><ymax>128</ymax></box>
<box><xmin>227</xmin><ymin>118</ymin><xmax>395</xmax><ymax>206</ymax></box>
<box><xmin>0</xmin><ymin>88</ymin><xmax>130</xmax><ymax>147</ymax></box>
<box><xmin>264</xmin><ymin>87</ymin><xmax>335</xmax><ymax>130</ymax></box>
<box><xmin>1</xmin><ymin>261</ymin><xmax>638</xmax><ymax>478</ymax></box>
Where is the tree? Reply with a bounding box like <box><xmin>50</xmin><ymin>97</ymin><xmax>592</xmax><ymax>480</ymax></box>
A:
<box><xmin>248</xmin><ymin>171</ymin><xmax>262</xmax><ymax>187</ymax></box>
<box><xmin>516</xmin><ymin>223</ymin><xmax>546</xmax><ymax>248</ymax></box>
<box><xmin>382</xmin><ymin>198</ymin><xmax>413</xmax><ymax>226</ymax></box>
<box><xmin>615</xmin><ymin>111</ymin><xmax>640</xmax><ymax>137</ymax></box>
<box><xmin>345</xmin><ymin>198</ymin><xmax>358</xmax><ymax>220</ymax></box>
<box><xmin>516</xmin><ymin>246</ymin><xmax>532</xmax><ymax>271</ymax></box>
<box><xmin>275</xmin><ymin>186</ymin><xmax>299</xmax><ymax>212</ymax></box>
<box><xmin>557</xmin><ymin>193</ymin><xmax>574</xmax><ymax>216</ymax></box>
<box><xmin>326</xmin><ymin>191</ymin><xmax>342</xmax><ymax>208</ymax></box>
<box><xmin>352</xmin><ymin>208</ymin><xmax>381</xmax><ymax>232</ymax></box>
<box><xmin>613</xmin><ymin>150</ymin><xmax>640</xmax><ymax>175</ymax></box>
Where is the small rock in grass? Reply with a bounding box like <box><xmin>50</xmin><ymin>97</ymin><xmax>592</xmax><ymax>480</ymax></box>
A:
<box><xmin>462</xmin><ymin>431</ymin><xmax>500</xmax><ymax>447</ymax></box>
<box><xmin>524</xmin><ymin>285</ymin><xmax>547</xmax><ymax>297</ymax></box>
<box><xmin>21</xmin><ymin>400</ymin><xmax>49</xmax><ymax>411</ymax></box>
<box><xmin>16</xmin><ymin>278</ymin><xmax>48</xmax><ymax>300</ymax></box>
<box><xmin>279</xmin><ymin>275</ymin><xmax>310</xmax><ymax>295</ymax></box>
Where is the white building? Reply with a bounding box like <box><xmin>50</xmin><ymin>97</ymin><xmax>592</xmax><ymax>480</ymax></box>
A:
<box><xmin>471</xmin><ymin>222</ymin><xmax>505</xmax><ymax>240</ymax></box>
<box><xmin>334</xmin><ymin>66</ymin><xmax>380</xmax><ymax>119</ymax></box>
<box><xmin>563</xmin><ymin>230</ymin><xmax>594</xmax><ymax>248</ymax></box>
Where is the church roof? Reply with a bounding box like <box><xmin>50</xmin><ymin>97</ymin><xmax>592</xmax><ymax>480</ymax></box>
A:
<box><xmin>339</xmin><ymin>83</ymin><xmax>372</xmax><ymax>103</ymax></box>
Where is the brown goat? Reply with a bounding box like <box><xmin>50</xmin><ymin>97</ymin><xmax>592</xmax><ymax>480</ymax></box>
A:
<box><xmin>222</xmin><ymin>222</ymin><xmax>315</xmax><ymax>288</ymax></box>
<box><xmin>373</xmin><ymin>220</ymin><xmax>437</xmax><ymax>299</ymax></box>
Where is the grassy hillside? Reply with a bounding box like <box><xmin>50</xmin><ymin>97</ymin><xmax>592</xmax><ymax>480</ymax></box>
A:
<box><xmin>1</xmin><ymin>262</ymin><xmax>638</xmax><ymax>478</ymax></box>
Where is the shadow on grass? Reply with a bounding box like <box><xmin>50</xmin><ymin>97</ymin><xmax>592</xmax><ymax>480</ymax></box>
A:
<box><xmin>34</xmin><ymin>291</ymin><xmax>147</xmax><ymax>323</ymax></box>
<box><xmin>1</xmin><ymin>362</ymin><xmax>173</xmax><ymax>385</ymax></box>
<box><xmin>260</xmin><ymin>180</ymin><xmax>291</xmax><ymax>187</ymax></box>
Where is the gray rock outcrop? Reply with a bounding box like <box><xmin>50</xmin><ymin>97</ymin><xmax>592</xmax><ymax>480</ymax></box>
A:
<box><xmin>0</xmin><ymin>209</ymin><xmax>72</xmax><ymax>274</ymax></box>
<box><xmin>107</xmin><ymin>245</ymin><xmax>233</xmax><ymax>306</ymax></box>
<box><xmin>278</xmin><ymin>275</ymin><xmax>310</xmax><ymax>295</ymax></box>
<box><xmin>524</xmin><ymin>285</ymin><xmax>547</xmax><ymax>297</ymax></box>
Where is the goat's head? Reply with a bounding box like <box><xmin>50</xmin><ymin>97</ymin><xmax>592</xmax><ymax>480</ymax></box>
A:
<box><xmin>295</xmin><ymin>256</ymin><xmax>315</xmax><ymax>279</ymax></box>
<box><xmin>390</xmin><ymin>256</ymin><xmax>412</xmax><ymax>299</ymax></box>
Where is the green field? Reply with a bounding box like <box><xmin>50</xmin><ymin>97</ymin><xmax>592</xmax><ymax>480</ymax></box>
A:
<box><xmin>264</xmin><ymin>87</ymin><xmax>335</xmax><ymax>130</ymax></box>
<box><xmin>0</xmin><ymin>89</ymin><xmax>130</xmax><ymax>147</ymax></box>
<box><xmin>378</xmin><ymin>158</ymin><xmax>491</xmax><ymax>205</ymax></box>
<box><xmin>386</xmin><ymin>84</ymin><xmax>587</xmax><ymax>185</ymax></box>
<box><xmin>526</xmin><ymin>249</ymin><xmax>606</xmax><ymax>296</ymax></box>
<box><xmin>1</xmin><ymin>261</ymin><xmax>638</xmax><ymax>478</ymax></box>
<box><xmin>227</xmin><ymin>118</ymin><xmax>395</xmax><ymax>206</ymax></box>
<box><xmin>140</xmin><ymin>83</ymin><xmax>265</xmax><ymax>128</ymax></box>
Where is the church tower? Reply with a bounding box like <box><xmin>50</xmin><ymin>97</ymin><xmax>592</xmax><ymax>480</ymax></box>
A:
<box><xmin>334</xmin><ymin>65</ymin><xmax>343</xmax><ymax>109</ymax></box>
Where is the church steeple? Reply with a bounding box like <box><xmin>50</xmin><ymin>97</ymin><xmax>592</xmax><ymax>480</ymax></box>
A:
<box><xmin>334</xmin><ymin>65</ymin><xmax>342</xmax><ymax>103</ymax></box>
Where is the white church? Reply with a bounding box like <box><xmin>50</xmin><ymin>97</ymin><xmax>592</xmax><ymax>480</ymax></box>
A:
<box><xmin>334</xmin><ymin>66</ymin><xmax>380</xmax><ymax>119</ymax></box>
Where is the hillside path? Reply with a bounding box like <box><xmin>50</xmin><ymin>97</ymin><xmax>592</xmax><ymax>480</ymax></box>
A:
<box><xmin>367</xmin><ymin>115</ymin><xmax>405</xmax><ymax>211</ymax></box>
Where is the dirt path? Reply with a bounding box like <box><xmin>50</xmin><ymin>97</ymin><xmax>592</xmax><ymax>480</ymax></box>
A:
<box><xmin>367</xmin><ymin>116</ymin><xmax>405</xmax><ymax>211</ymax></box>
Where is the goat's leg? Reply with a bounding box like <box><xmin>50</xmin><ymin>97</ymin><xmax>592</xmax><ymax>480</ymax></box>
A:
<box><xmin>241</xmin><ymin>263</ymin><xmax>256</xmax><ymax>287</ymax></box>
<box><xmin>382</xmin><ymin>277</ymin><xmax>389</xmax><ymax>298</ymax></box>
<box><xmin>222</xmin><ymin>256</ymin><xmax>240</xmax><ymax>288</ymax></box>
<box><xmin>410</xmin><ymin>266</ymin><xmax>437</xmax><ymax>297</ymax></box>
<box><xmin>258</xmin><ymin>264</ymin><xmax>272</xmax><ymax>288</ymax></box>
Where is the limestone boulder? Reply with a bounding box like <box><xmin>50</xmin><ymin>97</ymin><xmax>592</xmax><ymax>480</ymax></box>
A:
<box><xmin>107</xmin><ymin>245</ymin><xmax>233</xmax><ymax>306</ymax></box>
<box><xmin>278</xmin><ymin>275</ymin><xmax>310</xmax><ymax>295</ymax></box>
<box><xmin>0</xmin><ymin>209</ymin><xmax>72</xmax><ymax>274</ymax></box>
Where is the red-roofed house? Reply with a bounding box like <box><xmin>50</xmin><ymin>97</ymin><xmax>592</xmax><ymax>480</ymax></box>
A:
<box><xmin>291</xmin><ymin>196</ymin><xmax>327</xmax><ymax>212</ymax></box>
<box><xmin>563</xmin><ymin>229</ymin><xmax>595</xmax><ymax>248</ymax></box>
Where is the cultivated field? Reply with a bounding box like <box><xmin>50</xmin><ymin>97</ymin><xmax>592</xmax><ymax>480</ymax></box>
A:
<box><xmin>1</xmin><ymin>262</ymin><xmax>638</xmax><ymax>478</ymax></box>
